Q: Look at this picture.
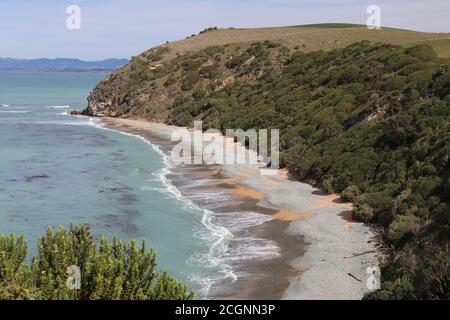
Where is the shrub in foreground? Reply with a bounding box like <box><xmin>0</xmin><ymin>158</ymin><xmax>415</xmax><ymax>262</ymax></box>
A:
<box><xmin>0</xmin><ymin>224</ymin><xmax>194</xmax><ymax>300</ymax></box>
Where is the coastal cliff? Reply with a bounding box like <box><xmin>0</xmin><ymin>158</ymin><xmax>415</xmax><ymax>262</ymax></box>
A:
<box><xmin>81</xmin><ymin>40</ymin><xmax>287</xmax><ymax>121</ymax></box>
<box><xmin>80</xmin><ymin>25</ymin><xmax>450</xmax><ymax>299</ymax></box>
<box><xmin>81</xmin><ymin>24</ymin><xmax>450</xmax><ymax>121</ymax></box>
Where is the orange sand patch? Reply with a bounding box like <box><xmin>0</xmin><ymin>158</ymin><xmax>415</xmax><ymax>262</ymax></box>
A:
<box><xmin>273</xmin><ymin>209</ymin><xmax>316</xmax><ymax>221</ymax></box>
<box><xmin>294</xmin><ymin>266</ymin><xmax>311</xmax><ymax>274</ymax></box>
<box><xmin>221</xmin><ymin>172</ymin><xmax>269</xmax><ymax>200</ymax></box>
<box><xmin>218</xmin><ymin>173</ymin><xmax>251</xmax><ymax>186</ymax></box>
<box><xmin>217</xmin><ymin>178</ymin><xmax>236</xmax><ymax>184</ymax></box>
<box><xmin>227</xmin><ymin>184</ymin><xmax>265</xmax><ymax>200</ymax></box>
<box><xmin>311</xmin><ymin>193</ymin><xmax>353</xmax><ymax>210</ymax></box>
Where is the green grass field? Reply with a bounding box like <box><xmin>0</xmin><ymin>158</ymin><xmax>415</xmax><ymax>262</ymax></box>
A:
<box><xmin>157</xmin><ymin>23</ymin><xmax>450</xmax><ymax>59</ymax></box>
<box><xmin>421</xmin><ymin>39</ymin><xmax>450</xmax><ymax>58</ymax></box>
<box><xmin>106</xmin><ymin>23</ymin><xmax>450</xmax><ymax>122</ymax></box>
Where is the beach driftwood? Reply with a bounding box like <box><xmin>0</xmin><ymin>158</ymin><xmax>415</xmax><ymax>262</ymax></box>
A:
<box><xmin>344</xmin><ymin>250</ymin><xmax>376</xmax><ymax>259</ymax></box>
<box><xmin>347</xmin><ymin>273</ymin><xmax>362</xmax><ymax>282</ymax></box>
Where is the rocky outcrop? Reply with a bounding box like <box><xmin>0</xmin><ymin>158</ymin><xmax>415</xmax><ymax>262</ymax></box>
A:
<box><xmin>81</xmin><ymin>98</ymin><xmax>111</xmax><ymax>117</ymax></box>
<box><xmin>71</xmin><ymin>100</ymin><xmax>109</xmax><ymax>117</ymax></box>
<box><xmin>77</xmin><ymin>77</ymin><xmax>124</xmax><ymax>117</ymax></box>
<box><xmin>73</xmin><ymin>41</ymin><xmax>286</xmax><ymax>122</ymax></box>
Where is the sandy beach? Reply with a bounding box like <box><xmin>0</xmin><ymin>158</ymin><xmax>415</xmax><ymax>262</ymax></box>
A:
<box><xmin>99</xmin><ymin>117</ymin><xmax>380</xmax><ymax>300</ymax></box>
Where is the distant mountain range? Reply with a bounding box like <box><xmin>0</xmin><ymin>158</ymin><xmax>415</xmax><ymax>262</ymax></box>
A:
<box><xmin>0</xmin><ymin>58</ymin><xmax>129</xmax><ymax>71</ymax></box>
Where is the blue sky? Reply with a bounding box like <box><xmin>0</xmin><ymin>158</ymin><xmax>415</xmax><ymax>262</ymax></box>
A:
<box><xmin>0</xmin><ymin>0</ymin><xmax>449</xmax><ymax>60</ymax></box>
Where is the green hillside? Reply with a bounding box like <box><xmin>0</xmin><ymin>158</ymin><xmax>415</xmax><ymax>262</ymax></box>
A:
<box><xmin>80</xmin><ymin>25</ymin><xmax>450</xmax><ymax>299</ymax></box>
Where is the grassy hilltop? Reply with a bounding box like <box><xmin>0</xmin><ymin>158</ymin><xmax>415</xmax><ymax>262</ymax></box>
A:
<box><xmin>81</xmin><ymin>24</ymin><xmax>450</xmax><ymax>300</ymax></box>
<box><xmin>162</xmin><ymin>24</ymin><xmax>450</xmax><ymax>58</ymax></box>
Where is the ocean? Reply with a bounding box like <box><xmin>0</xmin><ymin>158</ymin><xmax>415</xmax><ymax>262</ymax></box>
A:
<box><xmin>0</xmin><ymin>71</ymin><xmax>222</xmax><ymax>297</ymax></box>
<box><xmin>0</xmin><ymin>71</ymin><xmax>285</xmax><ymax>299</ymax></box>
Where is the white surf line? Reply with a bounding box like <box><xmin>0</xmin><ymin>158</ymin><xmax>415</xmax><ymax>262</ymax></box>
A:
<box><xmin>46</xmin><ymin>105</ymin><xmax>71</xmax><ymax>109</ymax></box>
<box><xmin>89</xmin><ymin>118</ymin><xmax>237</xmax><ymax>298</ymax></box>
<box><xmin>0</xmin><ymin>110</ymin><xmax>30</xmax><ymax>113</ymax></box>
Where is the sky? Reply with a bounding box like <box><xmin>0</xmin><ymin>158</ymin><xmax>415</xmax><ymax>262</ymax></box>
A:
<box><xmin>0</xmin><ymin>0</ymin><xmax>449</xmax><ymax>60</ymax></box>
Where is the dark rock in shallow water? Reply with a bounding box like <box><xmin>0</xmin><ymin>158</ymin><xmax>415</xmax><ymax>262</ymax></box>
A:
<box><xmin>70</xmin><ymin>108</ymin><xmax>104</xmax><ymax>117</ymax></box>
<box><xmin>118</xmin><ymin>194</ymin><xmax>138</xmax><ymax>205</ymax></box>
<box><xmin>25</xmin><ymin>175</ymin><xmax>49</xmax><ymax>182</ymax></box>
<box><xmin>98</xmin><ymin>212</ymin><xmax>140</xmax><ymax>235</ymax></box>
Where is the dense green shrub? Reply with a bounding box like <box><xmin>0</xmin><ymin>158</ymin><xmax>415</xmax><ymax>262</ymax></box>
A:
<box><xmin>202</xmin><ymin>45</ymin><xmax>225</xmax><ymax>57</ymax></box>
<box><xmin>337</xmin><ymin>65</ymin><xmax>360</xmax><ymax>84</ymax></box>
<box><xmin>321</xmin><ymin>177</ymin><xmax>335</xmax><ymax>194</ymax></box>
<box><xmin>181</xmin><ymin>72</ymin><xmax>201</xmax><ymax>91</ymax></box>
<box><xmin>433</xmin><ymin>70</ymin><xmax>450</xmax><ymax>98</ymax></box>
<box><xmin>385</xmin><ymin>76</ymin><xmax>407</xmax><ymax>91</ymax></box>
<box><xmin>353</xmin><ymin>203</ymin><xmax>375</xmax><ymax>222</ymax></box>
<box><xmin>164</xmin><ymin>75</ymin><xmax>177</xmax><ymax>87</ymax></box>
<box><xmin>192</xmin><ymin>89</ymin><xmax>206</xmax><ymax>100</ymax></box>
<box><xmin>387</xmin><ymin>215</ymin><xmax>421</xmax><ymax>246</ymax></box>
<box><xmin>181</xmin><ymin>59</ymin><xmax>202</xmax><ymax>72</ymax></box>
<box><xmin>227</xmin><ymin>53</ymin><xmax>250</xmax><ymax>69</ymax></box>
<box><xmin>406</xmin><ymin>44</ymin><xmax>438</xmax><ymax>61</ymax></box>
<box><xmin>425</xmin><ymin>247</ymin><xmax>450</xmax><ymax>299</ymax></box>
<box><xmin>383</xmin><ymin>276</ymin><xmax>417</xmax><ymax>300</ymax></box>
<box><xmin>200</xmin><ymin>65</ymin><xmax>221</xmax><ymax>79</ymax></box>
<box><xmin>341</xmin><ymin>185</ymin><xmax>361</xmax><ymax>202</ymax></box>
<box><xmin>0</xmin><ymin>224</ymin><xmax>193</xmax><ymax>300</ymax></box>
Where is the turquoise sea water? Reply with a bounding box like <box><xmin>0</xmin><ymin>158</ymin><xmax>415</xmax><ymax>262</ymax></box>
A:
<box><xmin>0</xmin><ymin>71</ymin><xmax>224</xmax><ymax>296</ymax></box>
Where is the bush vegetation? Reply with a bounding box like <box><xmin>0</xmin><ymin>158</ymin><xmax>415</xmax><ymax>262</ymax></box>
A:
<box><xmin>0</xmin><ymin>224</ymin><xmax>194</xmax><ymax>300</ymax></box>
<box><xmin>85</xmin><ymin>40</ymin><xmax>450</xmax><ymax>299</ymax></box>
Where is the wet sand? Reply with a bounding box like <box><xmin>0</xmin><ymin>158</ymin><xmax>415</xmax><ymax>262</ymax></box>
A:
<box><xmin>98</xmin><ymin>117</ymin><xmax>379</xmax><ymax>300</ymax></box>
<box><xmin>99</xmin><ymin>118</ymin><xmax>301</xmax><ymax>299</ymax></box>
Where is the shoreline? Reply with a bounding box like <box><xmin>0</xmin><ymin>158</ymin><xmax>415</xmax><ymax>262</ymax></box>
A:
<box><xmin>97</xmin><ymin>117</ymin><xmax>380</xmax><ymax>300</ymax></box>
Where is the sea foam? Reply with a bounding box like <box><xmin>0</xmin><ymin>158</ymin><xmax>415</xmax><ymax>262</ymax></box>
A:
<box><xmin>0</xmin><ymin>110</ymin><xmax>30</xmax><ymax>114</ymax></box>
<box><xmin>89</xmin><ymin>120</ymin><xmax>239</xmax><ymax>299</ymax></box>
<box><xmin>46</xmin><ymin>105</ymin><xmax>70</xmax><ymax>109</ymax></box>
